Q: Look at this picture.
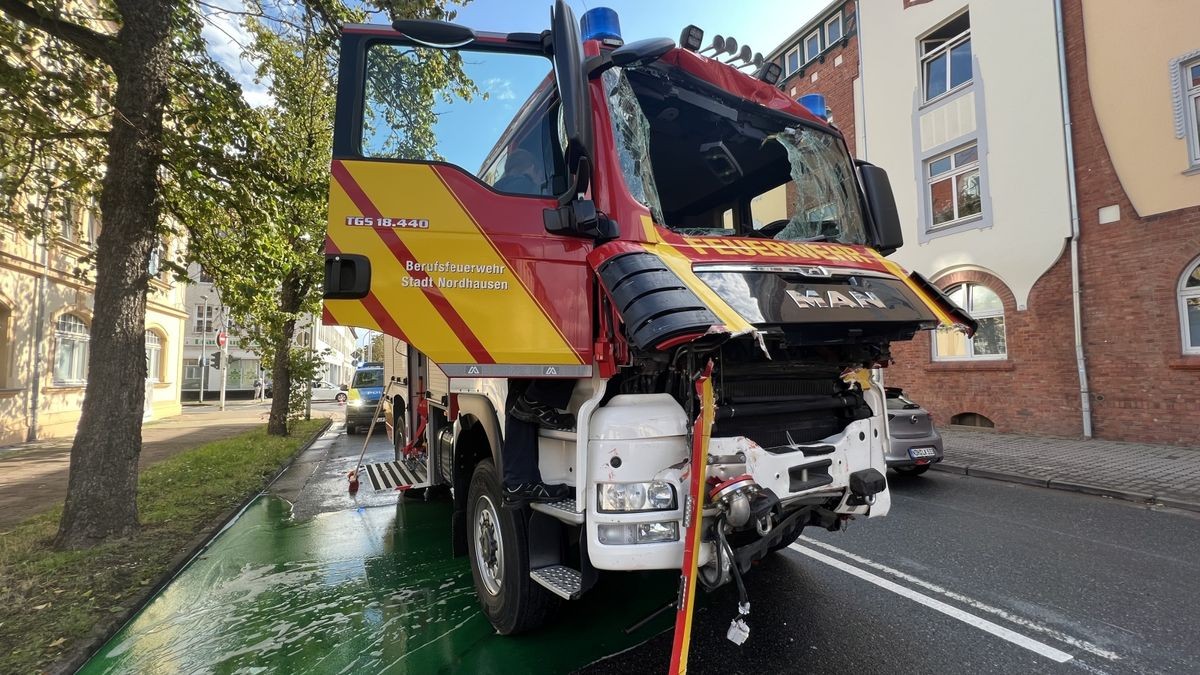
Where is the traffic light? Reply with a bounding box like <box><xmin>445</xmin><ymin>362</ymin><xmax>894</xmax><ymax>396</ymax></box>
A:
<box><xmin>210</xmin><ymin>352</ymin><xmax>221</xmax><ymax>369</ymax></box>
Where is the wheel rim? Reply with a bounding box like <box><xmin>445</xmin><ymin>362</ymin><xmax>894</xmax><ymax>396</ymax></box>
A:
<box><xmin>473</xmin><ymin>494</ymin><xmax>504</xmax><ymax>596</ymax></box>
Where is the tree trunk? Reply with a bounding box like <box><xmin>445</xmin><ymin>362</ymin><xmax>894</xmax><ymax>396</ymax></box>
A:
<box><xmin>55</xmin><ymin>0</ymin><xmax>174</xmax><ymax>548</ymax></box>
<box><xmin>267</xmin><ymin>277</ymin><xmax>300</xmax><ymax>436</ymax></box>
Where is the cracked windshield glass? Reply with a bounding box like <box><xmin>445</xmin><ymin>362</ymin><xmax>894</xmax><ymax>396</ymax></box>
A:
<box><xmin>604</xmin><ymin>66</ymin><xmax>866</xmax><ymax>245</ymax></box>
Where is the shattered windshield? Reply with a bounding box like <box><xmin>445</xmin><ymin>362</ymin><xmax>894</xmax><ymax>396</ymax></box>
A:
<box><xmin>605</xmin><ymin>66</ymin><xmax>867</xmax><ymax>246</ymax></box>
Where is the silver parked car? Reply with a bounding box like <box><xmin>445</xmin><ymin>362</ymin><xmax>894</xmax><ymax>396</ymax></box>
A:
<box><xmin>884</xmin><ymin>387</ymin><xmax>943</xmax><ymax>476</ymax></box>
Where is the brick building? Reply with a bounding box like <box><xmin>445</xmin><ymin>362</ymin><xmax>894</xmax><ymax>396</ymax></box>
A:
<box><xmin>768</xmin><ymin>0</ymin><xmax>1200</xmax><ymax>446</ymax></box>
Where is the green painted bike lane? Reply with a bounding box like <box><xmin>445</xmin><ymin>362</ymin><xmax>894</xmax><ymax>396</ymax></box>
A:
<box><xmin>81</xmin><ymin>495</ymin><xmax>676</xmax><ymax>674</ymax></box>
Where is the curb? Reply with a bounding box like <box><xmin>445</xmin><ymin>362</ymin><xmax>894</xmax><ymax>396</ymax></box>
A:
<box><xmin>52</xmin><ymin>419</ymin><xmax>334</xmax><ymax>675</ymax></box>
<box><xmin>930</xmin><ymin>462</ymin><xmax>1200</xmax><ymax>514</ymax></box>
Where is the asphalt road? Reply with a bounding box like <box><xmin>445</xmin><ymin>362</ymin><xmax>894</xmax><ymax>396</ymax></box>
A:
<box><xmin>585</xmin><ymin>471</ymin><xmax>1200</xmax><ymax>674</ymax></box>
<box><xmin>81</xmin><ymin>417</ymin><xmax>1200</xmax><ymax>674</ymax></box>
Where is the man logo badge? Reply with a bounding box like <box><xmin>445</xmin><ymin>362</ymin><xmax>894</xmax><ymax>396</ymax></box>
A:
<box><xmin>787</xmin><ymin>289</ymin><xmax>887</xmax><ymax>310</ymax></box>
<box><xmin>467</xmin><ymin>366</ymin><xmax>481</xmax><ymax>375</ymax></box>
<box><xmin>545</xmin><ymin>366</ymin><xmax>557</xmax><ymax>375</ymax></box>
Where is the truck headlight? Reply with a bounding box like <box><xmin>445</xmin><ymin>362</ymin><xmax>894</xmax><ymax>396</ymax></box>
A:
<box><xmin>597</xmin><ymin>481</ymin><xmax>676</xmax><ymax>512</ymax></box>
<box><xmin>598</xmin><ymin>521</ymin><xmax>679</xmax><ymax>544</ymax></box>
<box><xmin>348</xmin><ymin>398</ymin><xmax>363</xmax><ymax>407</ymax></box>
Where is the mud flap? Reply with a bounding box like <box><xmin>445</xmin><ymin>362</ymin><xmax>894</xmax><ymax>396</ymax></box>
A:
<box><xmin>668</xmin><ymin>361</ymin><xmax>715</xmax><ymax>674</ymax></box>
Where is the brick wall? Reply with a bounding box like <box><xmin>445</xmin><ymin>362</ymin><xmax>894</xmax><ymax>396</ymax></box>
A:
<box><xmin>777</xmin><ymin>2</ymin><xmax>859</xmax><ymax>157</ymax></box>
<box><xmin>887</xmin><ymin>259</ymin><xmax>1084</xmax><ymax>438</ymax></box>
<box><xmin>1061</xmin><ymin>0</ymin><xmax>1200</xmax><ymax>445</ymax></box>
<box><xmin>888</xmin><ymin>0</ymin><xmax>1200</xmax><ymax>447</ymax></box>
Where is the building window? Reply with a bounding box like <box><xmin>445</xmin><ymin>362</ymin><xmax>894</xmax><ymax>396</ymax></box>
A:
<box><xmin>183</xmin><ymin>357</ymin><xmax>202</xmax><ymax>389</ymax></box>
<box><xmin>920</xmin><ymin>12</ymin><xmax>971</xmax><ymax>103</ymax></box>
<box><xmin>934</xmin><ymin>283</ymin><xmax>1006</xmax><ymax>360</ymax></box>
<box><xmin>1180</xmin><ymin>257</ymin><xmax>1200</xmax><ymax>354</ymax></box>
<box><xmin>825</xmin><ymin>13</ymin><xmax>843</xmax><ymax>46</ymax></box>
<box><xmin>804</xmin><ymin>31</ymin><xmax>821</xmax><ymax>62</ymax></box>
<box><xmin>926</xmin><ymin>143</ymin><xmax>981</xmax><ymax>228</ymax></box>
<box><xmin>0</xmin><ymin>303</ymin><xmax>10</xmax><ymax>388</ymax></box>
<box><xmin>1183</xmin><ymin>59</ymin><xmax>1200</xmax><ymax>166</ymax></box>
<box><xmin>54</xmin><ymin>313</ymin><xmax>89</xmax><ymax>384</ymax></box>
<box><xmin>785</xmin><ymin>46</ymin><xmax>801</xmax><ymax>75</ymax></box>
<box><xmin>197</xmin><ymin>267</ymin><xmax>214</xmax><ymax>284</ymax></box>
<box><xmin>145</xmin><ymin>331</ymin><xmax>163</xmax><ymax>383</ymax></box>
<box><xmin>193</xmin><ymin>305</ymin><xmax>215</xmax><ymax>334</ymax></box>
<box><xmin>59</xmin><ymin>197</ymin><xmax>77</xmax><ymax>243</ymax></box>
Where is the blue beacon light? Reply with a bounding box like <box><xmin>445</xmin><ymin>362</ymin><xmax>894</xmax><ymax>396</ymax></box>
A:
<box><xmin>798</xmin><ymin>93</ymin><xmax>828</xmax><ymax>121</ymax></box>
<box><xmin>581</xmin><ymin>7</ymin><xmax>623</xmax><ymax>44</ymax></box>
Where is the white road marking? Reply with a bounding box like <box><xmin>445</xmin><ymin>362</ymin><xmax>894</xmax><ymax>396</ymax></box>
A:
<box><xmin>798</xmin><ymin>536</ymin><xmax>1121</xmax><ymax>662</ymax></box>
<box><xmin>790</xmin><ymin>543</ymin><xmax>1075</xmax><ymax>664</ymax></box>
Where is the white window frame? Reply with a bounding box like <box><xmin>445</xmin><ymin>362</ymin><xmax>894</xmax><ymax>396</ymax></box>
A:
<box><xmin>824</xmin><ymin>13</ymin><xmax>843</xmax><ymax>46</ymax></box>
<box><xmin>1184</xmin><ymin>59</ymin><xmax>1200</xmax><ymax>167</ymax></box>
<box><xmin>53</xmin><ymin>313</ymin><xmax>89</xmax><ymax>385</ymax></box>
<box><xmin>925</xmin><ymin>142</ymin><xmax>982</xmax><ymax>230</ymax></box>
<box><xmin>1180</xmin><ymin>257</ymin><xmax>1200</xmax><ymax>355</ymax></box>
<box><xmin>920</xmin><ymin>20</ymin><xmax>972</xmax><ymax>104</ymax></box>
<box><xmin>804</xmin><ymin>31</ymin><xmax>821</xmax><ymax>63</ymax></box>
<box><xmin>784</xmin><ymin>46</ymin><xmax>801</xmax><ymax>75</ymax></box>
<box><xmin>145</xmin><ymin>330</ymin><xmax>163</xmax><ymax>383</ymax></box>
<box><xmin>933</xmin><ymin>283</ymin><xmax>1007</xmax><ymax>361</ymax></box>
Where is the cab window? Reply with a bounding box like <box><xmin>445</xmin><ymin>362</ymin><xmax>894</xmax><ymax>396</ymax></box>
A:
<box><xmin>360</xmin><ymin>44</ymin><xmax>562</xmax><ymax>196</ymax></box>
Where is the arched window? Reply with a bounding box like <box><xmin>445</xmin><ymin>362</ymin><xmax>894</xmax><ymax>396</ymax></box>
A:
<box><xmin>54</xmin><ymin>313</ymin><xmax>89</xmax><ymax>384</ymax></box>
<box><xmin>145</xmin><ymin>330</ymin><xmax>163</xmax><ymax>383</ymax></box>
<box><xmin>933</xmin><ymin>283</ymin><xmax>1007</xmax><ymax>360</ymax></box>
<box><xmin>1180</xmin><ymin>258</ymin><xmax>1200</xmax><ymax>354</ymax></box>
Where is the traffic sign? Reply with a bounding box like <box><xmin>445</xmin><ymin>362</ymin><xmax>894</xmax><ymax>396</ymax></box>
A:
<box><xmin>217</xmin><ymin>332</ymin><xmax>228</xmax><ymax>347</ymax></box>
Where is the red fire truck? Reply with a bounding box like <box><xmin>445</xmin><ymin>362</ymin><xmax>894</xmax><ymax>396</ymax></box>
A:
<box><xmin>323</xmin><ymin>2</ymin><xmax>974</xmax><ymax>640</ymax></box>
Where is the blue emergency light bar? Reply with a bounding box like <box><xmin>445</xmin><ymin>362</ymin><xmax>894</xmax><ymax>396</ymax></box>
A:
<box><xmin>581</xmin><ymin>7</ymin><xmax>623</xmax><ymax>44</ymax></box>
<box><xmin>799</xmin><ymin>93</ymin><xmax>828</xmax><ymax>120</ymax></box>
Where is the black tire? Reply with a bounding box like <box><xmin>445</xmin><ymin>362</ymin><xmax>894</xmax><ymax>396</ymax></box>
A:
<box><xmin>466</xmin><ymin>459</ymin><xmax>557</xmax><ymax>634</ymax></box>
<box><xmin>893</xmin><ymin>465</ymin><xmax>930</xmax><ymax>476</ymax></box>
<box><xmin>767</xmin><ymin>524</ymin><xmax>805</xmax><ymax>553</ymax></box>
<box><xmin>346</xmin><ymin>423</ymin><xmax>356</xmax><ymax>435</ymax></box>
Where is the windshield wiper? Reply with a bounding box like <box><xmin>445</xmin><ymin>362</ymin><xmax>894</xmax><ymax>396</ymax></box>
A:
<box><xmin>801</xmin><ymin>234</ymin><xmax>834</xmax><ymax>243</ymax></box>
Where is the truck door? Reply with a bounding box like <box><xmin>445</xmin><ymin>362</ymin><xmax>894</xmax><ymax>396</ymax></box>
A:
<box><xmin>323</xmin><ymin>5</ymin><xmax>594</xmax><ymax>379</ymax></box>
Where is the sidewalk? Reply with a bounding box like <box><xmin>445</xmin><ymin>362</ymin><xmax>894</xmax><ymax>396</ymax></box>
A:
<box><xmin>933</xmin><ymin>428</ymin><xmax>1200</xmax><ymax>512</ymax></box>
<box><xmin>0</xmin><ymin>403</ymin><xmax>335</xmax><ymax>530</ymax></box>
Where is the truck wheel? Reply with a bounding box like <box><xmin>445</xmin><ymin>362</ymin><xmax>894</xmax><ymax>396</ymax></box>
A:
<box><xmin>466</xmin><ymin>459</ymin><xmax>557</xmax><ymax>634</ymax></box>
<box><xmin>768</xmin><ymin>525</ymin><xmax>805</xmax><ymax>553</ymax></box>
<box><xmin>894</xmin><ymin>465</ymin><xmax>930</xmax><ymax>476</ymax></box>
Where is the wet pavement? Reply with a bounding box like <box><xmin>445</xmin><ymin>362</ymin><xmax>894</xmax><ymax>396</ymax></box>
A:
<box><xmin>80</xmin><ymin>422</ymin><xmax>676</xmax><ymax>674</ymax></box>
<box><xmin>79</xmin><ymin>419</ymin><xmax>1200</xmax><ymax>674</ymax></box>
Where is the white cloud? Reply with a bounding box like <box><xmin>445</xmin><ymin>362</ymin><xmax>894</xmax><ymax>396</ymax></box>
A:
<box><xmin>198</xmin><ymin>0</ymin><xmax>274</xmax><ymax>107</ymax></box>
<box><xmin>484</xmin><ymin>77</ymin><xmax>516</xmax><ymax>101</ymax></box>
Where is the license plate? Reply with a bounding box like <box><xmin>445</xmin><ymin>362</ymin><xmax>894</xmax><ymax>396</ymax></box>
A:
<box><xmin>909</xmin><ymin>447</ymin><xmax>937</xmax><ymax>459</ymax></box>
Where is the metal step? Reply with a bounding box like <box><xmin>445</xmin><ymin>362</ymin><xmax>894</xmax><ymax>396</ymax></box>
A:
<box><xmin>363</xmin><ymin>459</ymin><xmax>430</xmax><ymax>491</ymax></box>
<box><xmin>530</xmin><ymin>565</ymin><xmax>583</xmax><ymax>600</ymax></box>
<box><xmin>529</xmin><ymin>497</ymin><xmax>584</xmax><ymax>525</ymax></box>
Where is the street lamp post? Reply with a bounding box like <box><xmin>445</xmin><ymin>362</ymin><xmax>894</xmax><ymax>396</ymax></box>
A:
<box><xmin>199</xmin><ymin>295</ymin><xmax>208</xmax><ymax>404</ymax></box>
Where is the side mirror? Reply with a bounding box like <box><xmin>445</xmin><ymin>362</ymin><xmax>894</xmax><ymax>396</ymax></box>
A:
<box><xmin>551</xmin><ymin>0</ymin><xmax>593</xmax><ymax>203</ymax></box>
<box><xmin>857</xmin><ymin>162</ymin><xmax>903</xmax><ymax>255</ymax></box>
<box><xmin>339</xmin><ymin>384</ymin><xmax>349</xmax><ymax>391</ymax></box>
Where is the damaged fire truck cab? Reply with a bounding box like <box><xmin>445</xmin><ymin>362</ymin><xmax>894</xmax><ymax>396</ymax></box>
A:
<box><xmin>323</xmin><ymin>2</ymin><xmax>975</xmax><ymax>634</ymax></box>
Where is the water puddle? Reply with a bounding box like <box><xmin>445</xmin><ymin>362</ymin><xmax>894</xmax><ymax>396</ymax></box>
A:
<box><xmin>81</xmin><ymin>496</ymin><xmax>674</xmax><ymax>674</ymax></box>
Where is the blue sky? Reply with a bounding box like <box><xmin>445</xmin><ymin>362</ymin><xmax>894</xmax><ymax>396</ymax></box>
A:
<box><xmin>206</xmin><ymin>0</ymin><xmax>831</xmax><ymax>168</ymax></box>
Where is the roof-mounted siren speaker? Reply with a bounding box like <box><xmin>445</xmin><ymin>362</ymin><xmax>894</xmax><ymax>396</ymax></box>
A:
<box><xmin>724</xmin><ymin>44</ymin><xmax>752</xmax><ymax>65</ymax></box>
<box><xmin>581</xmin><ymin>7</ymin><xmax>623</xmax><ymax>46</ymax></box>
<box><xmin>680</xmin><ymin>24</ymin><xmax>704</xmax><ymax>51</ymax></box>
<box><xmin>738</xmin><ymin>52</ymin><xmax>765</xmax><ymax>72</ymax></box>
<box><xmin>700</xmin><ymin>34</ymin><xmax>726</xmax><ymax>56</ymax></box>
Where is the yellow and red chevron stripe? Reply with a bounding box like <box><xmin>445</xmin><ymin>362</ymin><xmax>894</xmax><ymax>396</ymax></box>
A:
<box><xmin>323</xmin><ymin>160</ymin><xmax>585</xmax><ymax>367</ymax></box>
